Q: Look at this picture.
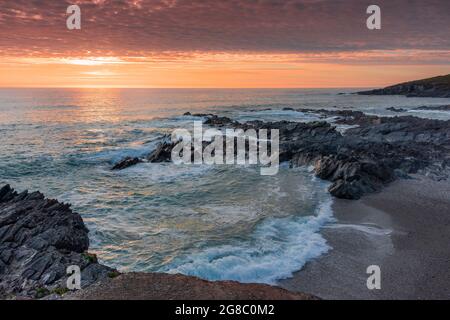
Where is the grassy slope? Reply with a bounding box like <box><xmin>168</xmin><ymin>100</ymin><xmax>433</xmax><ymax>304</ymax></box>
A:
<box><xmin>390</xmin><ymin>74</ymin><xmax>450</xmax><ymax>88</ymax></box>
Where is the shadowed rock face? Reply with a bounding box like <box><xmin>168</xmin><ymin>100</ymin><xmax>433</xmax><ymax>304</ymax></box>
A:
<box><xmin>0</xmin><ymin>185</ymin><xmax>113</xmax><ymax>299</ymax></box>
<box><xmin>357</xmin><ymin>74</ymin><xmax>450</xmax><ymax>98</ymax></box>
<box><xmin>112</xmin><ymin>157</ymin><xmax>142</xmax><ymax>170</ymax></box>
<box><xmin>274</xmin><ymin>110</ymin><xmax>449</xmax><ymax>199</ymax></box>
<box><xmin>112</xmin><ymin>110</ymin><xmax>450</xmax><ymax>200</ymax></box>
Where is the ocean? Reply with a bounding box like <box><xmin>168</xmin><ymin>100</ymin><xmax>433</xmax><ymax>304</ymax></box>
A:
<box><xmin>1</xmin><ymin>88</ymin><xmax>449</xmax><ymax>284</ymax></box>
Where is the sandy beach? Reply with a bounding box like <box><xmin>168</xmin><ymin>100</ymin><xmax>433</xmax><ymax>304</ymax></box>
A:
<box><xmin>280</xmin><ymin>175</ymin><xmax>450</xmax><ymax>300</ymax></box>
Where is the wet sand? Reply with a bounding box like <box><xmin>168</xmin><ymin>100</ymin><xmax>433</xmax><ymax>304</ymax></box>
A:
<box><xmin>279</xmin><ymin>175</ymin><xmax>450</xmax><ymax>299</ymax></box>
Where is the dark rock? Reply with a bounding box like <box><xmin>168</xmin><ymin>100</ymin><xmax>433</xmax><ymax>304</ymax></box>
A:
<box><xmin>203</xmin><ymin>115</ymin><xmax>237</xmax><ymax>127</ymax></box>
<box><xmin>188</xmin><ymin>113</ymin><xmax>215</xmax><ymax>117</ymax></box>
<box><xmin>0</xmin><ymin>186</ymin><xmax>114</xmax><ymax>299</ymax></box>
<box><xmin>225</xmin><ymin>110</ymin><xmax>449</xmax><ymax>199</ymax></box>
<box><xmin>112</xmin><ymin>109</ymin><xmax>450</xmax><ymax>200</ymax></box>
<box><xmin>112</xmin><ymin>157</ymin><xmax>142</xmax><ymax>170</ymax></box>
<box><xmin>387</xmin><ymin>107</ymin><xmax>407</xmax><ymax>112</ymax></box>
<box><xmin>147</xmin><ymin>141</ymin><xmax>176</xmax><ymax>163</ymax></box>
<box><xmin>248</xmin><ymin>108</ymin><xmax>272</xmax><ymax>112</ymax></box>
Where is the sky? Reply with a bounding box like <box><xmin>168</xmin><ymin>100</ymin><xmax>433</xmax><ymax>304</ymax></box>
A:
<box><xmin>0</xmin><ymin>0</ymin><xmax>449</xmax><ymax>88</ymax></box>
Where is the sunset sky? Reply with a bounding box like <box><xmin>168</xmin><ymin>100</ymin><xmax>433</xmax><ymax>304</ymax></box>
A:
<box><xmin>0</xmin><ymin>0</ymin><xmax>449</xmax><ymax>88</ymax></box>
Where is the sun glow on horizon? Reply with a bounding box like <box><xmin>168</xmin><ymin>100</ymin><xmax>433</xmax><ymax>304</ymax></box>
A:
<box><xmin>1</xmin><ymin>50</ymin><xmax>449</xmax><ymax>89</ymax></box>
<box><xmin>62</xmin><ymin>57</ymin><xmax>129</xmax><ymax>66</ymax></box>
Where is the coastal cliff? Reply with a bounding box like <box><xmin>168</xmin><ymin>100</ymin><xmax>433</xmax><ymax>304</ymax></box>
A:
<box><xmin>0</xmin><ymin>185</ymin><xmax>314</xmax><ymax>300</ymax></box>
<box><xmin>357</xmin><ymin>74</ymin><xmax>450</xmax><ymax>98</ymax></box>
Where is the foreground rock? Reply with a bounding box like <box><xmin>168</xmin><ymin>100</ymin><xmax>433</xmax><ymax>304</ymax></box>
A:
<box><xmin>357</xmin><ymin>74</ymin><xmax>450</xmax><ymax>98</ymax></box>
<box><xmin>0</xmin><ymin>185</ymin><xmax>315</xmax><ymax>300</ymax></box>
<box><xmin>0</xmin><ymin>185</ymin><xmax>113</xmax><ymax>299</ymax></box>
<box><xmin>65</xmin><ymin>273</ymin><xmax>316</xmax><ymax>300</ymax></box>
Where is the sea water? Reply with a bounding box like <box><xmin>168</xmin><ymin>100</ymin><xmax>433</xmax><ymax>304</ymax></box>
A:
<box><xmin>1</xmin><ymin>88</ymin><xmax>449</xmax><ymax>284</ymax></box>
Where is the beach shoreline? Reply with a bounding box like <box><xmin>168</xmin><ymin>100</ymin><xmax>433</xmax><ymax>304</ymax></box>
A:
<box><xmin>279</xmin><ymin>175</ymin><xmax>450</xmax><ymax>299</ymax></box>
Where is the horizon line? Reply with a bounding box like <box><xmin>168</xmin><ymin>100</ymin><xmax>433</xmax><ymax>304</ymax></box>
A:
<box><xmin>0</xmin><ymin>86</ymin><xmax>375</xmax><ymax>90</ymax></box>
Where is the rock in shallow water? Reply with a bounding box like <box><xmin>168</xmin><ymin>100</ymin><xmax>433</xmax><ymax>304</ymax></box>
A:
<box><xmin>111</xmin><ymin>110</ymin><xmax>450</xmax><ymax>200</ymax></box>
<box><xmin>112</xmin><ymin>157</ymin><xmax>142</xmax><ymax>170</ymax></box>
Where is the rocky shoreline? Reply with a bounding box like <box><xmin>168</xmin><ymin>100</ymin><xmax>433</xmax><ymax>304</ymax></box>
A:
<box><xmin>0</xmin><ymin>184</ymin><xmax>315</xmax><ymax>300</ymax></box>
<box><xmin>2</xmin><ymin>107</ymin><xmax>449</xmax><ymax>299</ymax></box>
<box><xmin>113</xmin><ymin>110</ymin><xmax>450</xmax><ymax>200</ymax></box>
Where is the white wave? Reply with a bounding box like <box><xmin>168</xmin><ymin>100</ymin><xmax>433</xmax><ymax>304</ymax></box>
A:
<box><xmin>164</xmin><ymin>199</ymin><xmax>334</xmax><ymax>284</ymax></box>
<box><xmin>84</xmin><ymin>136</ymin><xmax>169</xmax><ymax>164</ymax></box>
<box><xmin>408</xmin><ymin>109</ymin><xmax>450</xmax><ymax>114</ymax></box>
<box><xmin>82</xmin><ymin>147</ymin><xmax>151</xmax><ymax>164</ymax></box>
<box><xmin>325</xmin><ymin>223</ymin><xmax>392</xmax><ymax>236</ymax></box>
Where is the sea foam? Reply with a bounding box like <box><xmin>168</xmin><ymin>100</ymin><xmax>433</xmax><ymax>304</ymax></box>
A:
<box><xmin>164</xmin><ymin>199</ymin><xmax>334</xmax><ymax>284</ymax></box>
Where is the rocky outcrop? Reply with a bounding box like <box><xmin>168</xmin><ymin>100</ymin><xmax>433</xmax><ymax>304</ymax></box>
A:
<box><xmin>387</xmin><ymin>107</ymin><xmax>407</xmax><ymax>112</ymax></box>
<box><xmin>112</xmin><ymin>137</ymin><xmax>176</xmax><ymax>170</ymax></box>
<box><xmin>112</xmin><ymin>157</ymin><xmax>142</xmax><ymax>170</ymax></box>
<box><xmin>147</xmin><ymin>140</ymin><xmax>177</xmax><ymax>163</ymax></box>
<box><xmin>0</xmin><ymin>185</ymin><xmax>113</xmax><ymax>299</ymax></box>
<box><xmin>112</xmin><ymin>110</ymin><xmax>450</xmax><ymax>200</ymax></box>
<box><xmin>293</xmin><ymin>109</ymin><xmax>450</xmax><ymax>197</ymax></box>
<box><xmin>357</xmin><ymin>74</ymin><xmax>450</xmax><ymax>98</ymax></box>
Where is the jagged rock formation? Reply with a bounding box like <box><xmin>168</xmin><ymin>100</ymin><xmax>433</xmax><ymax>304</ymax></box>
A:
<box><xmin>0</xmin><ymin>185</ymin><xmax>113</xmax><ymax>299</ymax></box>
<box><xmin>112</xmin><ymin>157</ymin><xmax>142</xmax><ymax>170</ymax></box>
<box><xmin>358</xmin><ymin>74</ymin><xmax>450</xmax><ymax>98</ymax></box>
<box><xmin>284</xmin><ymin>109</ymin><xmax>450</xmax><ymax>198</ymax></box>
<box><xmin>112</xmin><ymin>111</ymin><xmax>450</xmax><ymax>200</ymax></box>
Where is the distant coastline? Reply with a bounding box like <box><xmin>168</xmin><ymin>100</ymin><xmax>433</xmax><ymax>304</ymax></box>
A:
<box><xmin>357</xmin><ymin>74</ymin><xmax>450</xmax><ymax>98</ymax></box>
